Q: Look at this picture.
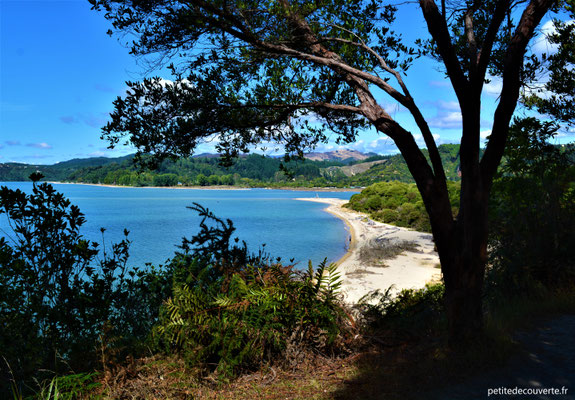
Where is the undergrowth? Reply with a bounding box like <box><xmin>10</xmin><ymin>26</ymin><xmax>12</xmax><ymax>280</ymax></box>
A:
<box><xmin>151</xmin><ymin>203</ymin><xmax>356</xmax><ymax>377</ymax></box>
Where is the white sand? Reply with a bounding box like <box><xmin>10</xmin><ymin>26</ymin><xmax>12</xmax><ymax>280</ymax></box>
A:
<box><xmin>296</xmin><ymin>198</ymin><xmax>442</xmax><ymax>304</ymax></box>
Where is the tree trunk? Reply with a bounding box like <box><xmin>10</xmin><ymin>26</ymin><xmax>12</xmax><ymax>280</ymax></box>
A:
<box><xmin>432</xmin><ymin>181</ymin><xmax>490</xmax><ymax>346</ymax></box>
<box><xmin>442</xmin><ymin>231</ymin><xmax>487</xmax><ymax>345</ymax></box>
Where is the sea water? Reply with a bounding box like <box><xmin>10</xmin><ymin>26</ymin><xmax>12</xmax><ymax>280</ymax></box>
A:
<box><xmin>0</xmin><ymin>183</ymin><xmax>355</xmax><ymax>268</ymax></box>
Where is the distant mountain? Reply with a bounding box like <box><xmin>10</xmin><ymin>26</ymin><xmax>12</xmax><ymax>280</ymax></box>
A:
<box><xmin>192</xmin><ymin>153</ymin><xmax>222</xmax><ymax>159</ymax></box>
<box><xmin>0</xmin><ymin>144</ymin><xmax>463</xmax><ymax>187</ymax></box>
<box><xmin>53</xmin><ymin>155</ymin><xmax>134</xmax><ymax>168</ymax></box>
<box><xmin>304</xmin><ymin>149</ymin><xmax>375</xmax><ymax>162</ymax></box>
<box><xmin>0</xmin><ymin>155</ymin><xmax>133</xmax><ymax>182</ymax></box>
<box><xmin>322</xmin><ymin>159</ymin><xmax>388</xmax><ymax>178</ymax></box>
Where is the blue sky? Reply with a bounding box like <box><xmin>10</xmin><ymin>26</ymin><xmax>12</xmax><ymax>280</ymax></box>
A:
<box><xmin>0</xmin><ymin>0</ymin><xmax>559</xmax><ymax>164</ymax></box>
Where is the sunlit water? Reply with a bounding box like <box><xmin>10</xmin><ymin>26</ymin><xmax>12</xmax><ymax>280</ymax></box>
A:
<box><xmin>0</xmin><ymin>183</ymin><xmax>355</xmax><ymax>268</ymax></box>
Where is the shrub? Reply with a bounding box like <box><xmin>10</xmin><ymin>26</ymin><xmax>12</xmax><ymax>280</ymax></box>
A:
<box><xmin>365</xmin><ymin>195</ymin><xmax>382</xmax><ymax>210</ymax></box>
<box><xmin>0</xmin><ymin>175</ymin><xmax>169</xmax><ymax>394</ymax></box>
<box><xmin>359</xmin><ymin>284</ymin><xmax>445</xmax><ymax>338</ymax></box>
<box><xmin>151</xmin><ymin>204</ymin><xmax>354</xmax><ymax>377</ymax></box>
<box><xmin>358</xmin><ymin>239</ymin><xmax>419</xmax><ymax>267</ymax></box>
<box><xmin>487</xmin><ymin>118</ymin><xmax>575</xmax><ymax>298</ymax></box>
<box><xmin>346</xmin><ymin>181</ymin><xmax>459</xmax><ymax>232</ymax></box>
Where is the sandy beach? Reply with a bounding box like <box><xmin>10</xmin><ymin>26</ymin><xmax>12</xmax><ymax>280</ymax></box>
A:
<box><xmin>297</xmin><ymin>198</ymin><xmax>442</xmax><ymax>304</ymax></box>
<box><xmin>48</xmin><ymin>182</ymin><xmax>361</xmax><ymax>192</ymax></box>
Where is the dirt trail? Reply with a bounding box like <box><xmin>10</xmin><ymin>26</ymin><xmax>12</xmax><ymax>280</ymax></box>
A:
<box><xmin>429</xmin><ymin>315</ymin><xmax>575</xmax><ymax>400</ymax></box>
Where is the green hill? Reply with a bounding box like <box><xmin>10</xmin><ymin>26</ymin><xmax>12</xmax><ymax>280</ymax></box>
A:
<box><xmin>0</xmin><ymin>144</ymin><xmax>463</xmax><ymax>187</ymax></box>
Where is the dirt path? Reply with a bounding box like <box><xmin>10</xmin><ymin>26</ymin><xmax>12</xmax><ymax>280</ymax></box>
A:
<box><xmin>430</xmin><ymin>315</ymin><xmax>575</xmax><ymax>400</ymax></box>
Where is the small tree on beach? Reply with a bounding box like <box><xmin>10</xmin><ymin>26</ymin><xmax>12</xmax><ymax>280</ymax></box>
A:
<box><xmin>89</xmin><ymin>0</ymin><xmax>571</xmax><ymax>344</ymax></box>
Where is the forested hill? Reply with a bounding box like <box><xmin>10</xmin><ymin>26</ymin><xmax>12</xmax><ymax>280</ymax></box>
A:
<box><xmin>0</xmin><ymin>144</ymin><xmax>462</xmax><ymax>187</ymax></box>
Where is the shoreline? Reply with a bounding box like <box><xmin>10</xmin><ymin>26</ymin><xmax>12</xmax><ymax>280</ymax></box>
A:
<box><xmin>296</xmin><ymin>198</ymin><xmax>442</xmax><ymax>304</ymax></box>
<box><xmin>47</xmin><ymin>181</ymin><xmax>361</xmax><ymax>192</ymax></box>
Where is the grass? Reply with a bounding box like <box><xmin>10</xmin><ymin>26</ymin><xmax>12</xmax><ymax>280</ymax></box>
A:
<box><xmin>81</xmin><ymin>356</ymin><xmax>354</xmax><ymax>399</ymax></box>
<box><xmin>26</xmin><ymin>287</ymin><xmax>575</xmax><ymax>399</ymax></box>
<box><xmin>358</xmin><ymin>239</ymin><xmax>419</xmax><ymax>267</ymax></box>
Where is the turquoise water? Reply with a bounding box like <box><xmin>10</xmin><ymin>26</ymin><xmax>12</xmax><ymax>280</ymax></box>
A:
<box><xmin>0</xmin><ymin>183</ymin><xmax>355</xmax><ymax>268</ymax></box>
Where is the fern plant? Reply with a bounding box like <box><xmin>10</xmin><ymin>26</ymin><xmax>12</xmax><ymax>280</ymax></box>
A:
<box><xmin>152</xmin><ymin>206</ymin><xmax>353</xmax><ymax>377</ymax></box>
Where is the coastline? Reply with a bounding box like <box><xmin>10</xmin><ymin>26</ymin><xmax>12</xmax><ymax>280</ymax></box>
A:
<box><xmin>296</xmin><ymin>198</ymin><xmax>442</xmax><ymax>304</ymax></box>
<box><xmin>47</xmin><ymin>181</ymin><xmax>361</xmax><ymax>192</ymax></box>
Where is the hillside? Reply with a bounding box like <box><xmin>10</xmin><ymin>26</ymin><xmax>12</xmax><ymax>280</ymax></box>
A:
<box><xmin>304</xmin><ymin>149</ymin><xmax>375</xmax><ymax>162</ymax></box>
<box><xmin>0</xmin><ymin>145</ymin><xmax>462</xmax><ymax>187</ymax></box>
<box><xmin>322</xmin><ymin>159</ymin><xmax>387</xmax><ymax>178</ymax></box>
<box><xmin>0</xmin><ymin>156</ymin><xmax>133</xmax><ymax>182</ymax></box>
<box><xmin>321</xmin><ymin>144</ymin><xmax>462</xmax><ymax>185</ymax></box>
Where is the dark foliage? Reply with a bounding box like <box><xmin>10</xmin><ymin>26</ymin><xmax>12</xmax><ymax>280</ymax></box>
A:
<box><xmin>359</xmin><ymin>284</ymin><xmax>445</xmax><ymax>339</ymax></box>
<box><xmin>0</xmin><ymin>175</ymin><xmax>171</xmax><ymax>395</ymax></box>
<box><xmin>487</xmin><ymin>118</ymin><xmax>575</xmax><ymax>297</ymax></box>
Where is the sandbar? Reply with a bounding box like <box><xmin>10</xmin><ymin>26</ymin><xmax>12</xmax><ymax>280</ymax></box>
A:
<box><xmin>296</xmin><ymin>198</ymin><xmax>442</xmax><ymax>304</ymax></box>
<box><xmin>48</xmin><ymin>182</ymin><xmax>360</xmax><ymax>192</ymax></box>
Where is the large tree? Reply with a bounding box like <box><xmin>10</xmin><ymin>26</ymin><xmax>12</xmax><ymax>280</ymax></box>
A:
<box><xmin>90</xmin><ymin>0</ymin><xmax>564</xmax><ymax>343</ymax></box>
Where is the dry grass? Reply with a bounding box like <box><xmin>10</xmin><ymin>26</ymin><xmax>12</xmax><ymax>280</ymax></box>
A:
<box><xmin>89</xmin><ymin>354</ymin><xmax>358</xmax><ymax>400</ymax></box>
<box><xmin>82</xmin><ymin>288</ymin><xmax>575</xmax><ymax>399</ymax></box>
<box><xmin>87</xmin><ymin>337</ymin><xmax>515</xmax><ymax>400</ymax></box>
<box><xmin>358</xmin><ymin>239</ymin><xmax>419</xmax><ymax>267</ymax></box>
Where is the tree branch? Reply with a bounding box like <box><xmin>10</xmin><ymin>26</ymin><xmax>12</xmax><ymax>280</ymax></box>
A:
<box><xmin>480</xmin><ymin>0</ymin><xmax>555</xmax><ymax>184</ymax></box>
<box><xmin>419</xmin><ymin>0</ymin><xmax>469</xmax><ymax>105</ymax></box>
<box><xmin>318</xmin><ymin>37</ymin><xmax>447</xmax><ymax>181</ymax></box>
<box><xmin>476</xmin><ymin>0</ymin><xmax>511</xmax><ymax>85</ymax></box>
<box><xmin>212</xmin><ymin>101</ymin><xmax>363</xmax><ymax>114</ymax></box>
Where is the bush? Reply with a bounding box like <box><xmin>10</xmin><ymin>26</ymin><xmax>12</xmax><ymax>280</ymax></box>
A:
<box><xmin>365</xmin><ymin>195</ymin><xmax>382</xmax><ymax>210</ymax></box>
<box><xmin>358</xmin><ymin>239</ymin><xmax>418</xmax><ymax>267</ymax></box>
<box><xmin>487</xmin><ymin>118</ymin><xmax>575</xmax><ymax>298</ymax></box>
<box><xmin>359</xmin><ymin>284</ymin><xmax>445</xmax><ymax>338</ymax></box>
<box><xmin>346</xmin><ymin>181</ymin><xmax>459</xmax><ymax>232</ymax></box>
<box><xmin>0</xmin><ymin>175</ymin><xmax>170</xmax><ymax>394</ymax></box>
<box><xmin>151</xmin><ymin>204</ymin><xmax>354</xmax><ymax>377</ymax></box>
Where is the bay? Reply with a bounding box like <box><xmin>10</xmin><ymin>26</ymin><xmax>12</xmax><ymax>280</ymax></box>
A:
<box><xmin>0</xmin><ymin>182</ymin><xmax>356</xmax><ymax>268</ymax></box>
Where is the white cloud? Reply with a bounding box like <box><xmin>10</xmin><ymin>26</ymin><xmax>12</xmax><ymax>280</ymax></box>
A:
<box><xmin>532</xmin><ymin>20</ymin><xmax>560</xmax><ymax>55</ymax></box>
<box><xmin>157</xmin><ymin>78</ymin><xmax>193</xmax><ymax>89</ymax></box>
<box><xmin>484</xmin><ymin>76</ymin><xmax>503</xmax><ymax>98</ymax></box>
<box><xmin>4</xmin><ymin>140</ymin><xmax>52</xmax><ymax>149</ymax></box>
<box><xmin>26</xmin><ymin>142</ymin><xmax>52</xmax><ymax>149</ymax></box>
<box><xmin>413</xmin><ymin>133</ymin><xmax>441</xmax><ymax>146</ymax></box>
<box><xmin>59</xmin><ymin>112</ymin><xmax>109</xmax><ymax>128</ymax></box>
<box><xmin>436</xmin><ymin>100</ymin><xmax>460</xmax><ymax>112</ymax></box>
<box><xmin>480</xmin><ymin>129</ymin><xmax>491</xmax><ymax>139</ymax></box>
<box><xmin>364</xmin><ymin>137</ymin><xmax>400</xmax><ymax>154</ymax></box>
<box><xmin>429</xmin><ymin>111</ymin><xmax>462</xmax><ymax>129</ymax></box>
<box><xmin>382</xmin><ymin>102</ymin><xmax>407</xmax><ymax>116</ymax></box>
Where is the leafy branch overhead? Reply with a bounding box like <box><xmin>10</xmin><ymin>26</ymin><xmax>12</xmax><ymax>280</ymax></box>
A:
<box><xmin>90</xmin><ymin>1</ymin><xmax>430</xmax><ymax>165</ymax></box>
<box><xmin>90</xmin><ymin>0</ymin><xmax>567</xmax><ymax>343</ymax></box>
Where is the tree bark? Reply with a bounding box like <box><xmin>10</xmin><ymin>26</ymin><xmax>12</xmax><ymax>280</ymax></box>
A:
<box><xmin>439</xmin><ymin>197</ymin><xmax>489</xmax><ymax>345</ymax></box>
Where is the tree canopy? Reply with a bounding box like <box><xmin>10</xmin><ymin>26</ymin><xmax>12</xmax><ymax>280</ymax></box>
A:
<box><xmin>90</xmin><ymin>0</ymin><xmax>571</xmax><ymax>342</ymax></box>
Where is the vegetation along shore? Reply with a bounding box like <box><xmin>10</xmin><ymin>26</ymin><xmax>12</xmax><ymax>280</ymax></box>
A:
<box><xmin>3</xmin><ymin>0</ymin><xmax>575</xmax><ymax>397</ymax></box>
